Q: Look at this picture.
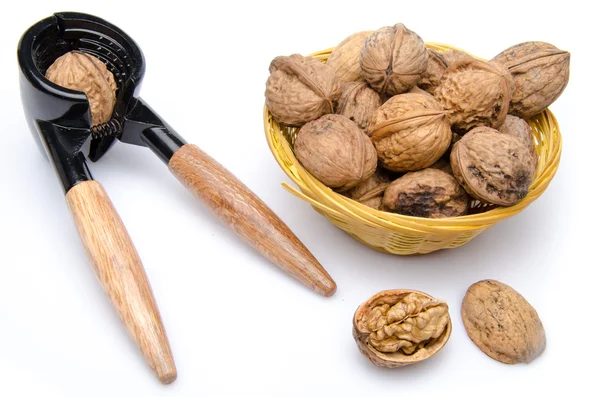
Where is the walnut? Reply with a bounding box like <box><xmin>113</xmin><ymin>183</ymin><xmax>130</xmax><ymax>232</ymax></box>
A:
<box><xmin>418</xmin><ymin>49</ymin><xmax>447</xmax><ymax>95</ymax></box>
<box><xmin>409</xmin><ymin>86</ymin><xmax>432</xmax><ymax>96</ymax></box>
<box><xmin>360</xmin><ymin>24</ymin><xmax>428</xmax><ymax>96</ymax></box>
<box><xmin>498</xmin><ymin>115</ymin><xmax>537</xmax><ymax>168</ymax></box>
<box><xmin>440</xmin><ymin>49</ymin><xmax>474</xmax><ymax>66</ymax></box>
<box><xmin>368</xmin><ymin>93</ymin><xmax>452</xmax><ymax>172</ymax></box>
<box><xmin>344</xmin><ymin>168</ymin><xmax>392</xmax><ymax>210</ymax></box>
<box><xmin>491</xmin><ymin>41</ymin><xmax>570</xmax><ymax>118</ymax></box>
<box><xmin>294</xmin><ymin>114</ymin><xmax>377</xmax><ymax>191</ymax></box>
<box><xmin>45</xmin><ymin>51</ymin><xmax>117</xmax><ymax>126</ymax></box>
<box><xmin>462</xmin><ymin>280</ymin><xmax>546</xmax><ymax>364</ymax></box>
<box><xmin>326</xmin><ymin>31</ymin><xmax>373</xmax><ymax>84</ymax></box>
<box><xmin>434</xmin><ymin>59</ymin><xmax>514</xmax><ymax>134</ymax></box>
<box><xmin>335</xmin><ymin>82</ymin><xmax>382</xmax><ymax>132</ymax></box>
<box><xmin>382</xmin><ymin>169</ymin><xmax>468</xmax><ymax>218</ymax></box>
<box><xmin>353</xmin><ymin>289</ymin><xmax>452</xmax><ymax>368</ymax></box>
<box><xmin>265</xmin><ymin>54</ymin><xmax>341</xmax><ymax>126</ymax></box>
<box><xmin>450</xmin><ymin>127</ymin><xmax>536</xmax><ymax>206</ymax></box>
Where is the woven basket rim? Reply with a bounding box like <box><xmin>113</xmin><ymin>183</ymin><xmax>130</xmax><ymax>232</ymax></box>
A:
<box><xmin>264</xmin><ymin>43</ymin><xmax>562</xmax><ymax>231</ymax></box>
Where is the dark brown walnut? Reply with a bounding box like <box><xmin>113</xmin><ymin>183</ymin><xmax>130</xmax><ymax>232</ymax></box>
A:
<box><xmin>265</xmin><ymin>54</ymin><xmax>341</xmax><ymax>126</ymax></box>
<box><xmin>462</xmin><ymin>280</ymin><xmax>546</xmax><ymax>364</ymax></box>
<box><xmin>344</xmin><ymin>168</ymin><xmax>392</xmax><ymax>210</ymax></box>
<box><xmin>419</xmin><ymin>50</ymin><xmax>447</xmax><ymax>95</ymax></box>
<box><xmin>335</xmin><ymin>82</ymin><xmax>382</xmax><ymax>132</ymax></box>
<box><xmin>434</xmin><ymin>59</ymin><xmax>514</xmax><ymax>134</ymax></box>
<box><xmin>450</xmin><ymin>127</ymin><xmax>536</xmax><ymax>206</ymax></box>
<box><xmin>326</xmin><ymin>31</ymin><xmax>373</xmax><ymax>84</ymax></box>
<box><xmin>498</xmin><ymin>115</ymin><xmax>537</xmax><ymax>168</ymax></box>
<box><xmin>46</xmin><ymin>51</ymin><xmax>117</xmax><ymax>126</ymax></box>
<box><xmin>491</xmin><ymin>41</ymin><xmax>570</xmax><ymax>118</ymax></box>
<box><xmin>294</xmin><ymin>114</ymin><xmax>377</xmax><ymax>191</ymax></box>
<box><xmin>368</xmin><ymin>93</ymin><xmax>452</xmax><ymax>172</ymax></box>
<box><xmin>360</xmin><ymin>24</ymin><xmax>428</xmax><ymax>96</ymax></box>
<box><xmin>353</xmin><ymin>289</ymin><xmax>452</xmax><ymax>368</ymax></box>
<box><xmin>440</xmin><ymin>49</ymin><xmax>474</xmax><ymax>66</ymax></box>
<box><xmin>382</xmin><ymin>169</ymin><xmax>468</xmax><ymax>218</ymax></box>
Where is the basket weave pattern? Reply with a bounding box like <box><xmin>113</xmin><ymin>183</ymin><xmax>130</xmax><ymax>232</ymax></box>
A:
<box><xmin>264</xmin><ymin>44</ymin><xmax>562</xmax><ymax>255</ymax></box>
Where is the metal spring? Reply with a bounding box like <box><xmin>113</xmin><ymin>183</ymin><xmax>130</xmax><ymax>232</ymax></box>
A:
<box><xmin>90</xmin><ymin>119</ymin><xmax>122</xmax><ymax>140</ymax></box>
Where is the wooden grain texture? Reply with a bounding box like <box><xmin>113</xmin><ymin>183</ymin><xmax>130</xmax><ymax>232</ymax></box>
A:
<box><xmin>65</xmin><ymin>181</ymin><xmax>176</xmax><ymax>384</ymax></box>
<box><xmin>169</xmin><ymin>144</ymin><xmax>336</xmax><ymax>297</ymax></box>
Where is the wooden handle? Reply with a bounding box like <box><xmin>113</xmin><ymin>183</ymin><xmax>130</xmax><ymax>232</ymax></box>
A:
<box><xmin>169</xmin><ymin>144</ymin><xmax>336</xmax><ymax>297</ymax></box>
<box><xmin>66</xmin><ymin>181</ymin><xmax>176</xmax><ymax>384</ymax></box>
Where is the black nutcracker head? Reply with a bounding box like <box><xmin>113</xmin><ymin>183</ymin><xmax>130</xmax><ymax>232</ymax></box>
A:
<box><xmin>17</xmin><ymin>12</ymin><xmax>145</xmax><ymax>162</ymax></box>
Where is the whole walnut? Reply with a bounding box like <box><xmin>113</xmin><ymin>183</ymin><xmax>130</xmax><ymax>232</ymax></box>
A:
<box><xmin>462</xmin><ymin>280</ymin><xmax>546</xmax><ymax>364</ymax></box>
<box><xmin>434</xmin><ymin>59</ymin><xmax>514</xmax><ymax>134</ymax></box>
<box><xmin>419</xmin><ymin>49</ymin><xmax>447</xmax><ymax>95</ymax></box>
<box><xmin>353</xmin><ymin>289</ymin><xmax>452</xmax><ymax>368</ymax></box>
<box><xmin>450</xmin><ymin>127</ymin><xmax>536</xmax><ymax>206</ymax></box>
<box><xmin>344</xmin><ymin>168</ymin><xmax>392</xmax><ymax>210</ymax></box>
<box><xmin>498</xmin><ymin>115</ymin><xmax>537</xmax><ymax>168</ymax></box>
<box><xmin>46</xmin><ymin>51</ymin><xmax>117</xmax><ymax>126</ymax></box>
<box><xmin>265</xmin><ymin>54</ymin><xmax>341</xmax><ymax>126</ymax></box>
<box><xmin>382</xmin><ymin>169</ymin><xmax>469</xmax><ymax>218</ymax></box>
<box><xmin>326</xmin><ymin>31</ymin><xmax>373</xmax><ymax>84</ymax></box>
<box><xmin>441</xmin><ymin>49</ymin><xmax>475</xmax><ymax>66</ymax></box>
<box><xmin>368</xmin><ymin>93</ymin><xmax>452</xmax><ymax>172</ymax></box>
<box><xmin>360</xmin><ymin>24</ymin><xmax>428</xmax><ymax>96</ymax></box>
<box><xmin>294</xmin><ymin>114</ymin><xmax>377</xmax><ymax>191</ymax></box>
<box><xmin>491</xmin><ymin>41</ymin><xmax>570</xmax><ymax>118</ymax></box>
<box><xmin>335</xmin><ymin>82</ymin><xmax>382</xmax><ymax>132</ymax></box>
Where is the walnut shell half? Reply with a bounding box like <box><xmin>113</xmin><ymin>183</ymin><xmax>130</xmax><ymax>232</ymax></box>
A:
<box><xmin>434</xmin><ymin>59</ymin><xmax>514</xmax><ymax>134</ymax></box>
<box><xmin>46</xmin><ymin>51</ymin><xmax>117</xmax><ymax>126</ymax></box>
<box><xmin>450</xmin><ymin>127</ymin><xmax>536</xmax><ymax>206</ymax></box>
<box><xmin>462</xmin><ymin>280</ymin><xmax>546</xmax><ymax>364</ymax></box>
<box><xmin>368</xmin><ymin>93</ymin><xmax>452</xmax><ymax>172</ymax></box>
<box><xmin>382</xmin><ymin>168</ymin><xmax>469</xmax><ymax>218</ymax></box>
<box><xmin>491</xmin><ymin>41</ymin><xmax>570</xmax><ymax>118</ymax></box>
<box><xmin>360</xmin><ymin>24</ymin><xmax>428</xmax><ymax>96</ymax></box>
<box><xmin>353</xmin><ymin>289</ymin><xmax>452</xmax><ymax>368</ymax></box>
<box><xmin>294</xmin><ymin>114</ymin><xmax>377</xmax><ymax>191</ymax></box>
<box><xmin>265</xmin><ymin>54</ymin><xmax>341</xmax><ymax>126</ymax></box>
<box><xmin>326</xmin><ymin>31</ymin><xmax>373</xmax><ymax>84</ymax></box>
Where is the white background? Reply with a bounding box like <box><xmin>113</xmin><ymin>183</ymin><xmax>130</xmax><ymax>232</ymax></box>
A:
<box><xmin>1</xmin><ymin>1</ymin><xmax>598</xmax><ymax>396</ymax></box>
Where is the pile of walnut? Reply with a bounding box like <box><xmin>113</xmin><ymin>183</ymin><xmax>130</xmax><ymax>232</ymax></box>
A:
<box><xmin>265</xmin><ymin>23</ymin><xmax>570</xmax><ymax>218</ymax></box>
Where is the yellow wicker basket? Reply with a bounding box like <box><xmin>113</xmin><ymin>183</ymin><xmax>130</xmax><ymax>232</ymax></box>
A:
<box><xmin>264</xmin><ymin>43</ymin><xmax>562</xmax><ymax>255</ymax></box>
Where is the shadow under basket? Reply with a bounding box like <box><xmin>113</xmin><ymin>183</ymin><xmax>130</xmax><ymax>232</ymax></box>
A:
<box><xmin>264</xmin><ymin>43</ymin><xmax>562</xmax><ymax>255</ymax></box>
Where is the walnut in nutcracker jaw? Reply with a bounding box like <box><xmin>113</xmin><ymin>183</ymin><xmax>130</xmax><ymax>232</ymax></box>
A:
<box><xmin>45</xmin><ymin>51</ymin><xmax>117</xmax><ymax>126</ymax></box>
